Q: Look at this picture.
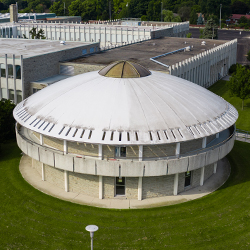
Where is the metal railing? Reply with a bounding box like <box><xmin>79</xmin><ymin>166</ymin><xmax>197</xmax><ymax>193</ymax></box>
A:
<box><xmin>17</xmin><ymin>126</ymin><xmax>235</xmax><ymax>162</ymax></box>
<box><xmin>236</xmin><ymin>129</ymin><xmax>250</xmax><ymax>142</ymax></box>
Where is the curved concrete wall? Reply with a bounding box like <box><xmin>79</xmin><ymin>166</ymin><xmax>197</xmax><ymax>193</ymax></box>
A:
<box><xmin>16</xmin><ymin>129</ymin><xmax>235</xmax><ymax>177</ymax></box>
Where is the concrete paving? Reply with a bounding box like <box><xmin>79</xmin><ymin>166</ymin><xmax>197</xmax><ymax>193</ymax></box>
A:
<box><xmin>19</xmin><ymin>155</ymin><xmax>230</xmax><ymax>209</ymax></box>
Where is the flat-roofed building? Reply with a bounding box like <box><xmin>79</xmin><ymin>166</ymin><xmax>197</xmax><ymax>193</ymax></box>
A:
<box><xmin>0</xmin><ymin>38</ymin><xmax>99</xmax><ymax>103</ymax></box>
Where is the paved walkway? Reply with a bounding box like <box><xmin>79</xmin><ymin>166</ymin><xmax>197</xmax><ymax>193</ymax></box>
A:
<box><xmin>19</xmin><ymin>155</ymin><xmax>230</xmax><ymax>209</ymax></box>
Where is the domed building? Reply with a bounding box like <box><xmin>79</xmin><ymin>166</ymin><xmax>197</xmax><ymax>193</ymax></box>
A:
<box><xmin>14</xmin><ymin>61</ymin><xmax>238</xmax><ymax>201</ymax></box>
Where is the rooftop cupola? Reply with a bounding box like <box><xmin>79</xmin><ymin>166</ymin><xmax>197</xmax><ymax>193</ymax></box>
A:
<box><xmin>98</xmin><ymin>60</ymin><xmax>151</xmax><ymax>78</ymax></box>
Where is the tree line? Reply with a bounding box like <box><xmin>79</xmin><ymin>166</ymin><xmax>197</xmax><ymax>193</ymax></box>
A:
<box><xmin>1</xmin><ymin>0</ymin><xmax>250</xmax><ymax>23</ymax></box>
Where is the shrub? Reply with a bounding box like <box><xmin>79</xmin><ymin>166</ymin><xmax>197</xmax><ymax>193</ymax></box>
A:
<box><xmin>229</xmin><ymin>63</ymin><xmax>239</xmax><ymax>74</ymax></box>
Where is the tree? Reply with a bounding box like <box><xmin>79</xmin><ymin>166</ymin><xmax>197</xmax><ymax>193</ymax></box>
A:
<box><xmin>23</xmin><ymin>27</ymin><xmax>46</xmax><ymax>39</ymax></box>
<box><xmin>228</xmin><ymin>64</ymin><xmax>250</xmax><ymax>110</ymax></box>
<box><xmin>178</xmin><ymin>6</ymin><xmax>191</xmax><ymax>21</ymax></box>
<box><xmin>68</xmin><ymin>0</ymin><xmax>83</xmax><ymax>17</ymax></box>
<box><xmin>162</xmin><ymin>9</ymin><xmax>181</xmax><ymax>22</ymax></box>
<box><xmin>238</xmin><ymin>16</ymin><xmax>248</xmax><ymax>24</ymax></box>
<box><xmin>202</xmin><ymin>18</ymin><xmax>218</xmax><ymax>39</ymax></box>
<box><xmin>247</xmin><ymin>50</ymin><xmax>250</xmax><ymax>61</ymax></box>
<box><xmin>50</xmin><ymin>1</ymin><xmax>66</xmax><ymax>16</ymax></box>
<box><xmin>189</xmin><ymin>9</ymin><xmax>198</xmax><ymax>24</ymax></box>
<box><xmin>0</xmin><ymin>99</ymin><xmax>16</xmax><ymax>143</ymax></box>
<box><xmin>231</xmin><ymin>1</ymin><xmax>249</xmax><ymax>14</ymax></box>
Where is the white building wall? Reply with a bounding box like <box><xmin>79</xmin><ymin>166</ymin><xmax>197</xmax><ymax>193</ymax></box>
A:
<box><xmin>0</xmin><ymin>21</ymin><xmax>189</xmax><ymax>48</ymax></box>
<box><xmin>169</xmin><ymin>39</ymin><xmax>237</xmax><ymax>87</ymax></box>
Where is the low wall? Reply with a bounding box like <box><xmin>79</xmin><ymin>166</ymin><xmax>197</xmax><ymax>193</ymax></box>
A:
<box><xmin>16</xmin><ymin>128</ymin><xmax>235</xmax><ymax>177</ymax></box>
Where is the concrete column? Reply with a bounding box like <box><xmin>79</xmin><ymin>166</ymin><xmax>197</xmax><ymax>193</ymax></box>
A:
<box><xmin>115</xmin><ymin>27</ymin><xmax>117</xmax><ymax>44</ymax></box>
<box><xmin>78</xmin><ymin>26</ymin><xmax>81</xmax><ymax>41</ymax></box>
<box><xmin>173</xmin><ymin>173</ymin><xmax>178</xmax><ymax>195</ymax></box>
<box><xmin>99</xmin><ymin>175</ymin><xmax>103</xmax><ymax>199</ymax></box>
<box><xmin>13</xmin><ymin>54</ymin><xmax>17</xmax><ymax>104</ymax></box>
<box><xmin>5</xmin><ymin>54</ymin><xmax>9</xmax><ymax>99</ymax></box>
<box><xmin>63</xmin><ymin>140</ymin><xmax>68</xmax><ymax>154</ymax></box>
<box><xmin>64</xmin><ymin>170</ymin><xmax>69</xmax><ymax>192</ymax></box>
<box><xmin>175</xmin><ymin>142</ymin><xmax>180</xmax><ymax>156</ymax></box>
<box><xmin>54</xmin><ymin>25</ymin><xmax>57</xmax><ymax>40</ymax></box>
<box><xmin>202</xmin><ymin>137</ymin><xmax>207</xmax><ymax>148</ymax></box>
<box><xmin>42</xmin><ymin>163</ymin><xmax>45</xmax><ymax>181</ymax></box>
<box><xmin>121</xmin><ymin>27</ymin><xmax>123</xmax><ymax>44</ymax></box>
<box><xmin>138</xmin><ymin>176</ymin><xmax>142</xmax><ymax>200</ymax></box>
<box><xmin>110</xmin><ymin>27</ymin><xmax>112</xmax><ymax>44</ymax></box>
<box><xmin>139</xmin><ymin>145</ymin><xmax>143</xmax><ymax>161</ymax></box>
<box><xmin>213</xmin><ymin>162</ymin><xmax>217</xmax><ymax>174</ymax></box>
<box><xmin>104</xmin><ymin>27</ymin><xmax>106</xmax><ymax>47</ymax></box>
<box><xmin>98</xmin><ymin>144</ymin><xmax>103</xmax><ymax>160</ymax></box>
<box><xmin>40</xmin><ymin>134</ymin><xmax>43</xmax><ymax>145</ymax></box>
<box><xmin>68</xmin><ymin>26</ymin><xmax>71</xmax><ymax>41</ymax></box>
<box><xmin>200</xmin><ymin>166</ymin><xmax>205</xmax><ymax>186</ymax></box>
<box><xmin>21</xmin><ymin>55</ymin><xmax>24</xmax><ymax>100</ymax></box>
<box><xmin>84</xmin><ymin>26</ymin><xmax>86</xmax><ymax>41</ymax></box>
<box><xmin>74</xmin><ymin>26</ymin><xmax>76</xmax><ymax>41</ymax></box>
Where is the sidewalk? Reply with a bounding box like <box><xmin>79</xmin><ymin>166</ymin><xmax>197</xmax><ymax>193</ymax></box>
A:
<box><xmin>221</xmin><ymin>75</ymin><xmax>231</xmax><ymax>81</ymax></box>
<box><xmin>19</xmin><ymin>155</ymin><xmax>230</xmax><ymax>209</ymax></box>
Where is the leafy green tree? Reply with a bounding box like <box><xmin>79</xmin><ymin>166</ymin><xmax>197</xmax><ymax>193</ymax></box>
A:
<box><xmin>189</xmin><ymin>8</ymin><xmax>198</xmax><ymax>24</ymax></box>
<box><xmin>231</xmin><ymin>1</ymin><xmax>249</xmax><ymax>14</ymax></box>
<box><xmin>178</xmin><ymin>6</ymin><xmax>191</xmax><ymax>21</ymax></box>
<box><xmin>147</xmin><ymin>0</ymin><xmax>161</xmax><ymax>21</ymax></box>
<box><xmin>186</xmin><ymin>32</ymin><xmax>192</xmax><ymax>37</ymax></box>
<box><xmin>238</xmin><ymin>16</ymin><xmax>248</xmax><ymax>24</ymax></box>
<box><xmin>23</xmin><ymin>28</ymin><xmax>46</xmax><ymax>39</ymax></box>
<box><xmin>0</xmin><ymin>99</ymin><xmax>16</xmax><ymax>142</ymax></box>
<box><xmin>81</xmin><ymin>0</ymin><xmax>96</xmax><ymax>21</ymax></box>
<box><xmin>192</xmin><ymin>4</ymin><xmax>201</xmax><ymax>13</ymax></box>
<box><xmin>162</xmin><ymin>9</ymin><xmax>181</xmax><ymax>22</ymax></box>
<box><xmin>50</xmin><ymin>1</ymin><xmax>65</xmax><ymax>16</ymax></box>
<box><xmin>68</xmin><ymin>0</ymin><xmax>83</xmax><ymax>17</ymax></box>
<box><xmin>247</xmin><ymin>50</ymin><xmax>250</xmax><ymax>61</ymax></box>
<box><xmin>127</xmin><ymin>0</ymin><xmax>149</xmax><ymax>18</ymax></box>
<box><xmin>228</xmin><ymin>64</ymin><xmax>250</xmax><ymax>110</ymax></box>
<box><xmin>202</xmin><ymin>18</ymin><xmax>218</xmax><ymax>39</ymax></box>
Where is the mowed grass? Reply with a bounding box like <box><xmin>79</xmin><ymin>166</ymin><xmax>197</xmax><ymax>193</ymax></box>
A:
<box><xmin>0</xmin><ymin>140</ymin><xmax>250</xmax><ymax>249</ymax></box>
<box><xmin>209</xmin><ymin>80</ymin><xmax>250</xmax><ymax>131</ymax></box>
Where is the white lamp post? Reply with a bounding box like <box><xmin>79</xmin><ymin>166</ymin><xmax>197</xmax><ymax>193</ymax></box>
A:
<box><xmin>85</xmin><ymin>225</ymin><xmax>98</xmax><ymax>250</ymax></box>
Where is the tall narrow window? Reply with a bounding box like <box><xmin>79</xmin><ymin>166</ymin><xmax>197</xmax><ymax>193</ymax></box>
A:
<box><xmin>115</xmin><ymin>177</ymin><xmax>125</xmax><ymax>195</ymax></box>
<box><xmin>185</xmin><ymin>171</ymin><xmax>191</xmax><ymax>187</ymax></box>
<box><xmin>0</xmin><ymin>64</ymin><xmax>6</xmax><ymax>77</ymax></box>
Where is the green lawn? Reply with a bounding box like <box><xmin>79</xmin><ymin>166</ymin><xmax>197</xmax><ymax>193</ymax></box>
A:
<box><xmin>209</xmin><ymin>80</ymin><xmax>250</xmax><ymax>131</ymax></box>
<box><xmin>1</xmin><ymin>141</ymin><xmax>250</xmax><ymax>249</ymax></box>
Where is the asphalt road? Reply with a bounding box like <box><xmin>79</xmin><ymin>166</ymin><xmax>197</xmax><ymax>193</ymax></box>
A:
<box><xmin>189</xmin><ymin>28</ymin><xmax>250</xmax><ymax>64</ymax></box>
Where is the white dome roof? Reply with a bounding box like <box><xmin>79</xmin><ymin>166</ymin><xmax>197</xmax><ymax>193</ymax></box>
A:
<box><xmin>14</xmin><ymin>70</ymin><xmax>238</xmax><ymax>145</ymax></box>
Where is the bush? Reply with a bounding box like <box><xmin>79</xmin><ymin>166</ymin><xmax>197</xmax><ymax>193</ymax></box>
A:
<box><xmin>186</xmin><ymin>32</ymin><xmax>192</xmax><ymax>38</ymax></box>
<box><xmin>229</xmin><ymin>63</ymin><xmax>239</xmax><ymax>74</ymax></box>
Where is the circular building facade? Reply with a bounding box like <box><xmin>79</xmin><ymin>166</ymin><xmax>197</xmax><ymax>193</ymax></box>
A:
<box><xmin>14</xmin><ymin>61</ymin><xmax>238</xmax><ymax>201</ymax></box>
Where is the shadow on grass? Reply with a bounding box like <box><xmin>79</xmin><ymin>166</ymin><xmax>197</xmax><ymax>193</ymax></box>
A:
<box><xmin>0</xmin><ymin>140</ymin><xmax>21</xmax><ymax>161</ymax></box>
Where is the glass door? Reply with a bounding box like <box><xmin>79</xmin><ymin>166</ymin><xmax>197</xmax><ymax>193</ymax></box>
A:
<box><xmin>185</xmin><ymin>171</ymin><xmax>191</xmax><ymax>187</ymax></box>
<box><xmin>115</xmin><ymin>177</ymin><xmax>125</xmax><ymax>195</ymax></box>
